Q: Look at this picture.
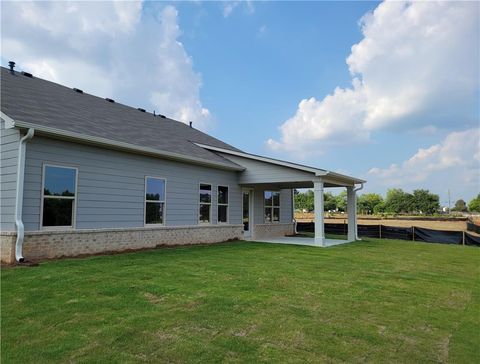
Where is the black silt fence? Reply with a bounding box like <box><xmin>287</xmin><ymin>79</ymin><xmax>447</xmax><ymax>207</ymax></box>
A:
<box><xmin>413</xmin><ymin>227</ymin><xmax>462</xmax><ymax>245</ymax></box>
<box><xmin>296</xmin><ymin>222</ymin><xmax>479</xmax><ymax>247</ymax></box>
<box><xmin>465</xmin><ymin>232</ymin><xmax>480</xmax><ymax>246</ymax></box>
<box><xmin>324</xmin><ymin>223</ymin><xmax>347</xmax><ymax>235</ymax></box>
<box><xmin>381</xmin><ymin>226</ymin><xmax>413</xmax><ymax>240</ymax></box>
<box><xmin>467</xmin><ymin>220</ymin><xmax>480</xmax><ymax>234</ymax></box>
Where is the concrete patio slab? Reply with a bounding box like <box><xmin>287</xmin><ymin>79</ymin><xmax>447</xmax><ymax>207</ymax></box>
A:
<box><xmin>254</xmin><ymin>236</ymin><xmax>355</xmax><ymax>247</ymax></box>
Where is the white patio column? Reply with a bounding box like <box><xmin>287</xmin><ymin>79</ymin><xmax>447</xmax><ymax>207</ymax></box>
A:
<box><xmin>313</xmin><ymin>180</ymin><xmax>325</xmax><ymax>246</ymax></box>
<box><xmin>347</xmin><ymin>186</ymin><xmax>357</xmax><ymax>242</ymax></box>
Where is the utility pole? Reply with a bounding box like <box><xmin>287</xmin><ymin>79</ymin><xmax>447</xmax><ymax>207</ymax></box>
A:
<box><xmin>448</xmin><ymin>189</ymin><xmax>451</xmax><ymax>213</ymax></box>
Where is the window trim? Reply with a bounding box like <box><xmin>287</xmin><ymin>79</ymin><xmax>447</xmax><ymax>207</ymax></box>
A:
<box><xmin>198</xmin><ymin>182</ymin><xmax>212</xmax><ymax>224</ymax></box>
<box><xmin>40</xmin><ymin>163</ymin><xmax>78</xmax><ymax>230</ymax></box>
<box><xmin>217</xmin><ymin>185</ymin><xmax>229</xmax><ymax>224</ymax></box>
<box><xmin>144</xmin><ymin>176</ymin><xmax>167</xmax><ymax>227</ymax></box>
<box><xmin>264</xmin><ymin>190</ymin><xmax>281</xmax><ymax>224</ymax></box>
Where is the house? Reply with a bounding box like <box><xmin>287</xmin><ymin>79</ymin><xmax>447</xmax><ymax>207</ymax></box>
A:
<box><xmin>0</xmin><ymin>64</ymin><xmax>365</xmax><ymax>264</ymax></box>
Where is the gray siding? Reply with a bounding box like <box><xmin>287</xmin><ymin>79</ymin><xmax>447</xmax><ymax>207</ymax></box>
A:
<box><xmin>219</xmin><ymin>153</ymin><xmax>315</xmax><ymax>184</ymax></box>
<box><xmin>0</xmin><ymin>121</ymin><xmax>20</xmax><ymax>232</ymax></box>
<box><xmin>252</xmin><ymin>187</ymin><xmax>293</xmax><ymax>224</ymax></box>
<box><xmin>23</xmin><ymin>137</ymin><xmax>242</xmax><ymax>231</ymax></box>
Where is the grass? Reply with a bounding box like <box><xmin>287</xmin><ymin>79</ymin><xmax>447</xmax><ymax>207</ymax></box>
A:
<box><xmin>1</xmin><ymin>239</ymin><xmax>479</xmax><ymax>363</ymax></box>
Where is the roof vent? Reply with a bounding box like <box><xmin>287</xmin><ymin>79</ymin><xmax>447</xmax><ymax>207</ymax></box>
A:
<box><xmin>105</xmin><ymin>98</ymin><xmax>115</xmax><ymax>103</ymax></box>
<box><xmin>21</xmin><ymin>71</ymin><xmax>33</xmax><ymax>78</ymax></box>
<box><xmin>159</xmin><ymin>114</ymin><xmax>166</xmax><ymax>119</ymax></box>
<box><xmin>73</xmin><ymin>88</ymin><xmax>83</xmax><ymax>94</ymax></box>
<box><xmin>189</xmin><ymin>121</ymin><xmax>193</xmax><ymax>128</ymax></box>
<box><xmin>8</xmin><ymin>61</ymin><xmax>15</xmax><ymax>75</ymax></box>
<box><xmin>137</xmin><ymin>108</ymin><xmax>146</xmax><ymax>112</ymax></box>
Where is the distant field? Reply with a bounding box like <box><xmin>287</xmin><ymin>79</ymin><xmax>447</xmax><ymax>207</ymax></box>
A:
<box><xmin>295</xmin><ymin>213</ymin><xmax>469</xmax><ymax>232</ymax></box>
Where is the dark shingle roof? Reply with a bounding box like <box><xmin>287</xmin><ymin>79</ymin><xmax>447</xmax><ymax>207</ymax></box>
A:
<box><xmin>0</xmin><ymin>67</ymin><xmax>242</xmax><ymax>168</ymax></box>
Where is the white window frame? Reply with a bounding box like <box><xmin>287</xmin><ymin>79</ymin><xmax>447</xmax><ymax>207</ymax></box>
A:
<box><xmin>40</xmin><ymin>163</ymin><xmax>78</xmax><ymax>230</ymax></box>
<box><xmin>199</xmin><ymin>182</ymin><xmax>212</xmax><ymax>224</ymax></box>
<box><xmin>217</xmin><ymin>185</ymin><xmax>229</xmax><ymax>224</ymax></box>
<box><xmin>144</xmin><ymin>176</ymin><xmax>167</xmax><ymax>226</ymax></box>
<box><xmin>264</xmin><ymin>190</ymin><xmax>280</xmax><ymax>224</ymax></box>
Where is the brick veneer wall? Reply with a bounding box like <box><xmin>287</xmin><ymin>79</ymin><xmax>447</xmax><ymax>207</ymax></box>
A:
<box><xmin>253</xmin><ymin>223</ymin><xmax>295</xmax><ymax>240</ymax></box>
<box><xmin>0</xmin><ymin>224</ymin><xmax>243</xmax><ymax>264</ymax></box>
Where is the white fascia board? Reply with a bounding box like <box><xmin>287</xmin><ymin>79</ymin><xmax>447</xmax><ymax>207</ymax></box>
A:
<box><xmin>0</xmin><ymin>111</ymin><xmax>15</xmax><ymax>128</ymax></box>
<box><xmin>196</xmin><ymin>143</ymin><xmax>366</xmax><ymax>185</ymax></box>
<box><xmin>9</xmin><ymin>119</ymin><xmax>245</xmax><ymax>172</ymax></box>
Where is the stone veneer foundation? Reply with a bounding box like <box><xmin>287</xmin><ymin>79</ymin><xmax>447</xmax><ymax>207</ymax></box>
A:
<box><xmin>0</xmin><ymin>224</ymin><xmax>243</xmax><ymax>264</ymax></box>
<box><xmin>253</xmin><ymin>223</ymin><xmax>295</xmax><ymax>240</ymax></box>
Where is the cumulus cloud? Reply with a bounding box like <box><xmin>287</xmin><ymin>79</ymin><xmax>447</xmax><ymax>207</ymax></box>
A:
<box><xmin>268</xmin><ymin>1</ymin><xmax>479</xmax><ymax>152</ymax></box>
<box><xmin>1</xmin><ymin>1</ymin><xmax>211</xmax><ymax>129</ymax></box>
<box><xmin>368</xmin><ymin>129</ymin><xmax>480</xmax><ymax>187</ymax></box>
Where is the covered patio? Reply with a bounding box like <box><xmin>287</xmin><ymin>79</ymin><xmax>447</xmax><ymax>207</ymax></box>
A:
<box><xmin>198</xmin><ymin>144</ymin><xmax>366</xmax><ymax>248</ymax></box>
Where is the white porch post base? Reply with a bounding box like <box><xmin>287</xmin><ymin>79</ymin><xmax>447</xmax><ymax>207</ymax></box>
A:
<box><xmin>313</xmin><ymin>180</ymin><xmax>325</xmax><ymax>246</ymax></box>
<box><xmin>347</xmin><ymin>186</ymin><xmax>357</xmax><ymax>242</ymax></box>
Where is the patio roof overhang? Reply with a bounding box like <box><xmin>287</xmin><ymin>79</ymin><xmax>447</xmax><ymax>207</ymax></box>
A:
<box><xmin>195</xmin><ymin>143</ymin><xmax>365</xmax><ymax>188</ymax></box>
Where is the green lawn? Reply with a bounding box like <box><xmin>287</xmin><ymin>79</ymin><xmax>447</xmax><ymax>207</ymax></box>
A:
<box><xmin>1</xmin><ymin>239</ymin><xmax>479</xmax><ymax>363</ymax></box>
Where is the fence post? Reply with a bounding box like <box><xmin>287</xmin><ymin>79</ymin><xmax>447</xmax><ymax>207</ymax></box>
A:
<box><xmin>412</xmin><ymin>226</ymin><xmax>415</xmax><ymax>241</ymax></box>
<box><xmin>379</xmin><ymin>224</ymin><xmax>382</xmax><ymax>239</ymax></box>
<box><xmin>462</xmin><ymin>231</ymin><xmax>465</xmax><ymax>246</ymax></box>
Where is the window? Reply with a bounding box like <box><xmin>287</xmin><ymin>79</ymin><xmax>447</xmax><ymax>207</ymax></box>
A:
<box><xmin>199</xmin><ymin>183</ymin><xmax>211</xmax><ymax>223</ymax></box>
<box><xmin>264</xmin><ymin>191</ymin><xmax>280</xmax><ymax>223</ymax></box>
<box><xmin>218</xmin><ymin>186</ymin><xmax>229</xmax><ymax>223</ymax></box>
<box><xmin>42</xmin><ymin>165</ymin><xmax>77</xmax><ymax>228</ymax></box>
<box><xmin>145</xmin><ymin>177</ymin><xmax>166</xmax><ymax>225</ymax></box>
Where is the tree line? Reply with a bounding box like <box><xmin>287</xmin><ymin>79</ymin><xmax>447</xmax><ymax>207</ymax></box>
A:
<box><xmin>294</xmin><ymin>189</ymin><xmax>480</xmax><ymax>215</ymax></box>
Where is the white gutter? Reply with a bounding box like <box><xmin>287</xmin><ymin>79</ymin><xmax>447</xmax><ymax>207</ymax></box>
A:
<box><xmin>353</xmin><ymin>183</ymin><xmax>364</xmax><ymax>240</ymax></box>
<box><xmin>15</xmin><ymin>128</ymin><xmax>34</xmax><ymax>262</ymax></box>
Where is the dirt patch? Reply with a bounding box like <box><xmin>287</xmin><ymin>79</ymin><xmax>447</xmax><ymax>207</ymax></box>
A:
<box><xmin>296</xmin><ymin>213</ymin><xmax>469</xmax><ymax>231</ymax></box>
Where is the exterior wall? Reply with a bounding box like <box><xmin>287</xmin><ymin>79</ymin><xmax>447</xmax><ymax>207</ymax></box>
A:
<box><xmin>0</xmin><ymin>121</ymin><xmax>20</xmax><ymax>232</ymax></box>
<box><xmin>253</xmin><ymin>223</ymin><xmax>295</xmax><ymax>240</ymax></box>
<box><xmin>219</xmin><ymin>153</ymin><xmax>315</xmax><ymax>184</ymax></box>
<box><xmin>1</xmin><ymin>225</ymin><xmax>243</xmax><ymax>263</ymax></box>
<box><xmin>252</xmin><ymin>187</ymin><xmax>293</xmax><ymax>225</ymax></box>
<box><xmin>0</xmin><ymin>233</ymin><xmax>16</xmax><ymax>263</ymax></box>
<box><xmin>23</xmin><ymin>136</ymin><xmax>242</xmax><ymax>231</ymax></box>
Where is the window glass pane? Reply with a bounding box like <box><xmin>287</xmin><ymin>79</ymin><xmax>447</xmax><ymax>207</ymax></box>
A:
<box><xmin>218</xmin><ymin>186</ymin><xmax>228</xmax><ymax>204</ymax></box>
<box><xmin>44</xmin><ymin>166</ymin><xmax>76</xmax><ymax>196</ymax></box>
<box><xmin>42</xmin><ymin>199</ymin><xmax>73</xmax><ymax>226</ymax></box>
<box><xmin>272</xmin><ymin>192</ymin><xmax>280</xmax><ymax>207</ymax></box>
<box><xmin>273</xmin><ymin>208</ymin><xmax>280</xmax><ymax>222</ymax></box>
<box><xmin>200</xmin><ymin>184</ymin><xmax>211</xmax><ymax>203</ymax></box>
<box><xmin>145</xmin><ymin>202</ymin><xmax>164</xmax><ymax>224</ymax></box>
<box><xmin>218</xmin><ymin>205</ymin><xmax>228</xmax><ymax>223</ymax></box>
<box><xmin>243</xmin><ymin>192</ymin><xmax>250</xmax><ymax>231</ymax></box>
<box><xmin>199</xmin><ymin>204</ymin><xmax>210</xmax><ymax>223</ymax></box>
<box><xmin>264</xmin><ymin>191</ymin><xmax>272</xmax><ymax>207</ymax></box>
<box><xmin>265</xmin><ymin>207</ymin><xmax>272</xmax><ymax>223</ymax></box>
<box><xmin>146</xmin><ymin>178</ymin><xmax>165</xmax><ymax>201</ymax></box>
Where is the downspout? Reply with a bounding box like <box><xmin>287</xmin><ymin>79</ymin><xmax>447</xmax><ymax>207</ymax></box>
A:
<box><xmin>15</xmin><ymin>128</ymin><xmax>34</xmax><ymax>263</ymax></box>
<box><xmin>353</xmin><ymin>183</ymin><xmax>364</xmax><ymax>240</ymax></box>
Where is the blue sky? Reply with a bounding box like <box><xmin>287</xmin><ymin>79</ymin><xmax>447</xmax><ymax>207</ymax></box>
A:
<box><xmin>1</xmin><ymin>1</ymin><xmax>479</xmax><ymax>206</ymax></box>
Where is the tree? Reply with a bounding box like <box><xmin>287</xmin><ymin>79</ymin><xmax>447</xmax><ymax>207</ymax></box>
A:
<box><xmin>469</xmin><ymin>194</ymin><xmax>480</xmax><ymax>212</ymax></box>
<box><xmin>384</xmin><ymin>189</ymin><xmax>412</xmax><ymax>214</ymax></box>
<box><xmin>410</xmin><ymin>189</ymin><xmax>440</xmax><ymax>214</ymax></box>
<box><xmin>324</xmin><ymin>192</ymin><xmax>337</xmax><ymax>211</ymax></box>
<box><xmin>357</xmin><ymin>193</ymin><xmax>383</xmax><ymax>215</ymax></box>
<box><xmin>452</xmin><ymin>199</ymin><xmax>467</xmax><ymax>212</ymax></box>
<box><xmin>336</xmin><ymin>191</ymin><xmax>347</xmax><ymax>212</ymax></box>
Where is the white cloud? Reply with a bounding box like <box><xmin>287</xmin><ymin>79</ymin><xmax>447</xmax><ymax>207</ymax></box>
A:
<box><xmin>268</xmin><ymin>1</ymin><xmax>479</xmax><ymax>152</ymax></box>
<box><xmin>1</xmin><ymin>1</ymin><xmax>211</xmax><ymax>129</ymax></box>
<box><xmin>368</xmin><ymin>128</ymin><xmax>480</xmax><ymax>187</ymax></box>
<box><xmin>223</xmin><ymin>1</ymin><xmax>254</xmax><ymax>18</ymax></box>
